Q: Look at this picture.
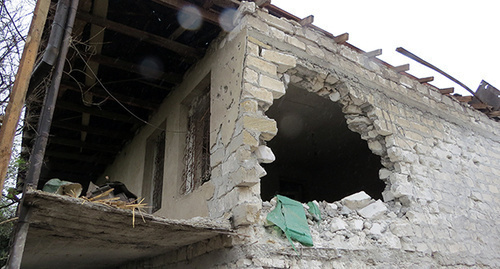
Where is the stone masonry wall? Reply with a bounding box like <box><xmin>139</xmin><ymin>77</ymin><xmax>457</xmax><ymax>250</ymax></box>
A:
<box><xmin>123</xmin><ymin>2</ymin><xmax>499</xmax><ymax>268</ymax></box>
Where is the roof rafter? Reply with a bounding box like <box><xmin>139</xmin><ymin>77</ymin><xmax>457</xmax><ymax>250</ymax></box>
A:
<box><xmin>61</xmin><ymin>81</ymin><xmax>160</xmax><ymax>111</ymax></box>
<box><xmin>151</xmin><ymin>0</ymin><xmax>220</xmax><ymax>25</ymax></box>
<box><xmin>51</xmin><ymin>122</ymin><xmax>133</xmax><ymax>139</ymax></box>
<box><xmin>88</xmin><ymin>54</ymin><xmax>183</xmax><ymax>85</ymax></box>
<box><xmin>76</xmin><ymin>11</ymin><xmax>203</xmax><ymax>61</ymax></box>
<box><xmin>56</xmin><ymin>100</ymin><xmax>143</xmax><ymax>124</ymax></box>
<box><xmin>49</xmin><ymin>137</ymin><xmax>121</xmax><ymax>154</ymax></box>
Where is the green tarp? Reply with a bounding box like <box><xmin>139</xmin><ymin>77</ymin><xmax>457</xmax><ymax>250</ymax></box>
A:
<box><xmin>307</xmin><ymin>201</ymin><xmax>321</xmax><ymax>222</ymax></box>
<box><xmin>266</xmin><ymin>195</ymin><xmax>314</xmax><ymax>247</ymax></box>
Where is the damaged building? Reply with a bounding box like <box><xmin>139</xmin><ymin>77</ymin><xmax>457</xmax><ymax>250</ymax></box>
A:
<box><xmin>5</xmin><ymin>0</ymin><xmax>500</xmax><ymax>268</ymax></box>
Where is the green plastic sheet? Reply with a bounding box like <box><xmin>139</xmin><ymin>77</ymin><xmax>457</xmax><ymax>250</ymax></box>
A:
<box><xmin>307</xmin><ymin>201</ymin><xmax>322</xmax><ymax>222</ymax></box>
<box><xmin>42</xmin><ymin>178</ymin><xmax>82</xmax><ymax>196</ymax></box>
<box><xmin>267</xmin><ymin>195</ymin><xmax>313</xmax><ymax>247</ymax></box>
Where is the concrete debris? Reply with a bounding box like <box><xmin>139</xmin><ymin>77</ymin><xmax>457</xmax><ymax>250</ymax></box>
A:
<box><xmin>341</xmin><ymin>191</ymin><xmax>373</xmax><ymax>210</ymax></box>
<box><xmin>261</xmin><ymin>191</ymin><xmax>404</xmax><ymax>255</ymax></box>
<box><xmin>254</xmin><ymin>145</ymin><xmax>275</xmax><ymax>163</ymax></box>
<box><xmin>358</xmin><ymin>200</ymin><xmax>388</xmax><ymax>219</ymax></box>
<box><xmin>329</xmin><ymin>218</ymin><xmax>347</xmax><ymax>232</ymax></box>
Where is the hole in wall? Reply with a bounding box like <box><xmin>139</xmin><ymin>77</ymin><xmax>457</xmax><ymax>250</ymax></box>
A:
<box><xmin>261</xmin><ymin>85</ymin><xmax>385</xmax><ymax>203</ymax></box>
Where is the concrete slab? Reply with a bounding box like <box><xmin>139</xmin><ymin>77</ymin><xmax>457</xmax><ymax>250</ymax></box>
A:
<box><xmin>21</xmin><ymin>191</ymin><xmax>233</xmax><ymax>269</ymax></box>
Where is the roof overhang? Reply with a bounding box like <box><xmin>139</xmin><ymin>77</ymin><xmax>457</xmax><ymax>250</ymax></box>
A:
<box><xmin>21</xmin><ymin>191</ymin><xmax>233</xmax><ymax>269</ymax></box>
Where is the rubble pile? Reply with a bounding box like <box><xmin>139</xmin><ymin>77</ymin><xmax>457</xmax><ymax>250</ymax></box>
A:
<box><xmin>262</xmin><ymin>191</ymin><xmax>410</xmax><ymax>251</ymax></box>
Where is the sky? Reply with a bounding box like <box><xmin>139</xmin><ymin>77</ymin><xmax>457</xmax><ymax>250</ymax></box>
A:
<box><xmin>272</xmin><ymin>0</ymin><xmax>499</xmax><ymax>96</ymax></box>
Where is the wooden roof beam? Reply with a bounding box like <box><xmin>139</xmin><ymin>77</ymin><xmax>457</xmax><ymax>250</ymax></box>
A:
<box><xmin>151</xmin><ymin>0</ymin><xmax>220</xmax><ymax>25</ymax></box>
<box><xmin>254</xmin><ymin>0</ymin><xmax>271</xmax><ymax>7</ymax></box>
<box><xmin>56</xmin><ymin>100</ymin><xmax>143</xmax><ymax>124</ymax></box>
<box><xmin>471</xmin><ymin>103</ymin><xmax>490</xmax><ymax>110</ymax></box>
<box><xmin>45</xmin><ymin>151</ymin><xmax>114</xmax><ymax>164</ymax></box>
<box><xmin>51</xmin><ymin>122</ymin><xmax>132</xmax><ymax>139</ymax></box>
<box><xmin>76</xmin><ymin>12</ymin><xmax>203</xmax><ymax>61</ymax></box>
<box><xmin>439</xmin><ymin>87</ymin><xmax>454</xmax><ymax>95</ymax></box>
<box><xmin>202</xmin><ymin>0</ymin><xmax>215</xmax><ymax>9</ymax></box>
<box><xmin>364</xmin><ymin>49</ymin><xmax>382</xmax><ymax>58</ymax></box>
<box><xmin>333</xmin><ymin>33</ymin><xmax>349</xmax><ymax>44</ymax></box>
<box><xmin>88</xmin><ymin>54</ymin><xmax>183</xmax><ymax>85</ymax></box>
<box><xmin>49</xmin><ymin>137</ymin><xmax>121</xmax><ymax>154</ymax></box>
<box><xmin>453</xmin><ymin>95</ymin><xmax>473</xmax><ymax>103</ymax></box>
<box><xmin>418</xmin><ymin>76</ymin><xmax>434</xmax><ymax>83</ymax></box>
<box><xmin>299</xmin><ymin>15</ymin><xmax>314</xmax><ymax>26</ymax></box>
<box><xmin>61</xmin><ymin>81</ymin><xmax>160</xmax><ymax>111</ymax></box>
<box><xmin>392</xmin><ymin>64</ymin><xmax>410</xmax><ymax>73</ymax></box>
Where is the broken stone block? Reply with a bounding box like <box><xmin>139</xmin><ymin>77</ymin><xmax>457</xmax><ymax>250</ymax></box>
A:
<box><xmin>232</xmin><ymin>203</ymin><xmax>261</xmax><ymax>227</ymax></box>
<box><xmin>368</xmin><ymin>140</ymin><xmax>384</xmax><ymax>155</ymax></box>
<box><xmin>341</xmin><ymin>191</ymin><xmax>373</xmax><ymax>210</ymax></box>
<box><xmin>246</xmin><ymin>55</ymin><xmax>277</xmax><ymax>76</ymax></box>
<box><xmin>260</xmin><ymin>74</ymin><xmax>286</xmax><ymax>98</ymax></box>
<box><xmin>340</xmin><ymin>206</ymin><xmax>352</xmax><ymax>216</ymax></box>
<box><xmin>382</xmin><ymin>190</ymin><xmax>395</xmax><ymax>202</ymax></box>
<box><xmin>255</xmin><ymin>145</ymin><xmax>275</xmax><ymax>163</ymax></box>
<box><xmin>322</xmin><ymin>203</ymin><xmax>338</xmax><ymax>217</ymax></box>
<box><xmin>241</xmin><ymin>115</ymin><xmax>277</xmax><ymax>141</ymax></box>
<box><xmin>329</xmin><ymin>92</ymin><xmax>340</xmax><ymax>102</ymax></box>
<box><xmin>381</xmin><ymin>232</ymin><xmax>402</xmax><ymax>249</ymax></box>
<box><xmin>368</xmin><ymin>223</ymin><xmax>384</xmax><ymax>236</ymax></box>
<box><xmin>379</xmin><ymin>168</ymin><xmax>392</xmax><ymax>180</ymax></box>
<box><xmin>357</xmin><ymin>200</ymin><xmax>388</xmax><ymax>219</ymax></box>
<box><xmin>350</xmin><ymin>219</ymin><xmax>364</xmax><ymax>231</ymax></box>
<box><xmin>329</xmin><ymin>218</ymin><xmax>347</xmax><ymax>232</ymax></box>
<box><xmin>389</xmin><ymin>219</ymin><xmax>414</xmax><ymax>237</ymax></box>
<box><xmin>261</xmin><ymin>49</ymin><xmax>297</xmax><ymax>73</ymax></box>
<box><xmin>231</xmin><ymin>167</ymin><xmax>261</xmax><ymax>187</ymax></box>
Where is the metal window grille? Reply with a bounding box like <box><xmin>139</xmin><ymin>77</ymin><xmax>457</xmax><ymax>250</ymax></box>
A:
<box><xmin>182</xmin><ymin>91</ymin><xmax>211</xmax><ymax>194</ymax></box>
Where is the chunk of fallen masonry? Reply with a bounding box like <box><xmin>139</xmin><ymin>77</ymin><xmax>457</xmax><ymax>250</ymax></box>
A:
<box><xmin>357</xmin><ymin>200</ymin><xmax>388</xmax><ymax>219</ymax></box>
<box><xmin>255</xmin><ymin>145</ymin><xmax>275</xmax><ymax>163</ymax></box>
<box><xmin>341</xmin><ymin>191</ymin><xmax>372</xmax><ymax>210</ymax></box>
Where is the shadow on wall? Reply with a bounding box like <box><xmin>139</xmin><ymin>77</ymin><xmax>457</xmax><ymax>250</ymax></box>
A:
<box><xmin>261</xmin><ymin>85</ymin><xmax>384</xmax><ymax>203</ymax></box>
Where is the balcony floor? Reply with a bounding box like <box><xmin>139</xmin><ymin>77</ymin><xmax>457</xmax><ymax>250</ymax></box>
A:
<box><xmin>21</xmin><ymin>191</ymin><xmax>233</xmax><ymax>269</ymax></box>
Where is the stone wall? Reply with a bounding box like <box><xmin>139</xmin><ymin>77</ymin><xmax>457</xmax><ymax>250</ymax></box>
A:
<box><xmin>121</xmin><ymin>2</ymin><xmax>499</xmax><ymax>268</ymax></box>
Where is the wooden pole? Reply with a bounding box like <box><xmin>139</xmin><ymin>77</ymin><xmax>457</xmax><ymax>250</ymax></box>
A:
<box><xmin>0</xmin><ymin>0</ymin><xmax>50</xmax><ymax>193</ymax></box>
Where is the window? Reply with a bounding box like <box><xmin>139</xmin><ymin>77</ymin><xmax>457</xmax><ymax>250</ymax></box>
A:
<box><xmin>143</xmin><ymin>128</ymin><xmax>165</xmax><ymax>213</ymax></box>
<box><xmin>182</xmin><ymin>90</ymin><xmax>211</xmax><ymax>194</ymax></box>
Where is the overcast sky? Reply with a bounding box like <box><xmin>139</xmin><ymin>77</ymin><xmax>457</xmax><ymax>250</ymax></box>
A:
<box><xmin>272</xmin><ymin>0</ymin><xmax>499</xmax><ymax>96</ymax></box>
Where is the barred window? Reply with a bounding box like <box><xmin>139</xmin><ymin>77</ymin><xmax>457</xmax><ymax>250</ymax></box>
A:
<box><xmin>182</xmin><ymin>90</ymin><xmax>211</xmax><ymax>194</ymax></box>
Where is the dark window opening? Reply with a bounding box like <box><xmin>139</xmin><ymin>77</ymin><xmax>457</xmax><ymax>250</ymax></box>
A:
<box><xmin>143</xmin><ymin>129</ymin><xmax>165</xmax><ymax>213</ymax></box>
<box><xmin>182</xmin><ymin>90</ymin><xmax>211</xmax><ymax>194</ymax></box>
<box><xmin>261</xmin><ymin>86</ymin><xmax>384</xmax><ymax>203</ymax></box>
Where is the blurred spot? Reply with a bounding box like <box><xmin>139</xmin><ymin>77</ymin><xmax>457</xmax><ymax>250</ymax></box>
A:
<box><xmin>279</xmin><ymin>114</ymin><xmax>304</xmax><ymax>139</ymax></box>
<box><xmin>177</xmin><ymin>5</ymin><xmax>202</xmax><ymax>31</ymax></box>
<box><xmin>138</xmin><ymin>57</ymin><xmax>164</xmax><ymax>80</ymax></box>
<box><xmin>219</xmin><ymin>8</ymin><xmax>237</xmax><ymax>32</ymax></box>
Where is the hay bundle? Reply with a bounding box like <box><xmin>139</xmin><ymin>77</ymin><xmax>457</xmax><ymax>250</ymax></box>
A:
<box><xmin>81</xmin><ymin>188</ymin><xmax>148</xmax><ymax>227</ymax></box>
